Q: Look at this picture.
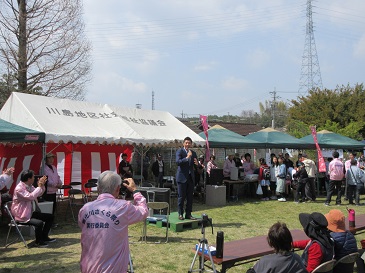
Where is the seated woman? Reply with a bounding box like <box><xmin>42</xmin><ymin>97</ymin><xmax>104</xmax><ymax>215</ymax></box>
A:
<box><xmin>293</xmin><ymin>212</ymin><xmax>334</xmax><ymax>273</ymax></box>
<box><xmin>325</xmin><ymin>209</ymin><xmax>357</xmax><ymax>260</ymax></box>
<box><xmin>247</xmin><ymin>222</ymin><xmax>307</xmax><ymax>273</ymax></box>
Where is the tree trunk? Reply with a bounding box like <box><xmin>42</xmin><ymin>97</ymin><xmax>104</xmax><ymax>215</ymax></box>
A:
<box><xmin>18</xmin><ymin>0</ymin><xmax>27</xmax><ymax>91</ymax></box>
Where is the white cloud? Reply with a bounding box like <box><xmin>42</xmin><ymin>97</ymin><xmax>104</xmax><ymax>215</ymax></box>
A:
<box><xmin>354</xmin><ymin>34</ymin><xmax>365</xmax><ymax>58</ymax></box>
<box><xmin>117</xmin><ymin>76</ymin><xmax>147</xmax><ymax>93</ymax></box>
<box><xmin>246</xmin><ymin>49</ymin><xmax>270</xmax><ymax>69</ymax></box>
<box><xmin>222</xmin><ymin>76</ymin><xmax>249</xmax><ymax>90</ymax></box>
<box><xmin>95</xmin><ymin>73</ymin><xmax>147</xmax><ymax>94</ymax></box>
<box><xmin>194</xmin><ymin>61</ymin><xmax>217</xmax><ymax>71</ymax></box>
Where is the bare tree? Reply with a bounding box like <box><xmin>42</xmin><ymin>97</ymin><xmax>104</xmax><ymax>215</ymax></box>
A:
<box><xmin>0</xmin><ymin>0</ymin><xmax>92</xmax><ymax>100</ymax></box>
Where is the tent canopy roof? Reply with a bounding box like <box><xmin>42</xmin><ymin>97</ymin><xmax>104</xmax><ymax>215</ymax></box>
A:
<box><xmin>300</xmin><ymin>130</ymin><xmax>364</xmax><ymax>149</ymax></box>
<box><xmin>244</xmin><ymin>127</ymin><xmax>312</xmax><ymax>149</ymax></box>
<box><xmin>0</xmin><ymin>118</ymin><xmax>45</xmax><ymax>143</ymax></box>
<box><xmin>0</xmin><ymin>92</ymin><xmax>205</xmax><ymax>146</ymax></box>
<box><xmin>198</xmin><ymin>125</ymin><xmax>260</xmax><ymax>148</ymax></box>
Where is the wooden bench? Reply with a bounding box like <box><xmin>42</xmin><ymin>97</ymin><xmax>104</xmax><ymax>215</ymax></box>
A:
<box><xmin>196</xmin><ymin>229</ymin><xmax>308</xmax><ymax>273</ymax></box>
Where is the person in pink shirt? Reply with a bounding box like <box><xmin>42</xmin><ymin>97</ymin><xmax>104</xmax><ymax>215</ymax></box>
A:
<box><xmin>78</xmin><ymin>171</ymin><xmax>148</xmax><ymax>273</ymax></box>
<box><xmin>242</xmin><ymin>153</ymin><xmax>255</xmax><ymax>175</ymax></box>
<box><xmin>11</xmin><ymin>170</ymin><xmax>55</xmax><ymax>247</ymax></box>
<box><xmin>223</xmin><ymin>154</ymin><xmax>235</xmax><ymax>178</ymax></box>
<box><xmin>206</xmin><ymin>155</ymin><xmax>218</xmax><ymax>176</ymax></box>
<box><xmin>325</xmin><ymin>151</ymin><xmax>345</xmax><ymax>206</ymax></box>
<box><xmin>43</xmin><ymin>153</ymin><xmax>63</xmax><ymax>215</ymax></box>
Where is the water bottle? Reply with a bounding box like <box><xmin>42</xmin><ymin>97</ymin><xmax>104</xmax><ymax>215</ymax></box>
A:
<box><xmin>216</xmin><ymin>231</ymin><xmax>224</xmax><ymax>258</ymax></box>
<box><xmin>347</xmin><ymin>207</ymin><xmax>356</xmax><ymax>228</ymax></box>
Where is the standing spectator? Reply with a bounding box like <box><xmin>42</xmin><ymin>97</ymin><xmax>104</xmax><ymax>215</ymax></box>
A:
<box><xmin>269</xmin><ymin>156</ymin><xmax>279</xmax><ymax>200</ymax></box>
<box><xmin>325</xmin><ymin>157</ymin><xmax>333</xmax><ymax>192</ymax></box>
<box><xmin>233</xmin><ymin>153</ymin><xmax>242</xmax><ymax>168</ymax></box>
<box><xmin>242</xmin><ymin>153</ymin><xmax>255</xmax><ymax>175</ymax></box>
<box><xmin>325</xmin><ymin>209</ymin><xmax>358</xmax><ymax>260</ymax></box>
<box><xmin>0</xmin><ymin>167</ymin><xmax>15</xmax><ymax>208</ymax></box>
<box><xmin>12</xmin><ymin>170</ymin><xmax>55</xmax><ymax>247</ymax></box>
<box><xmin>194</xmin><ymin>155</ymin><xmax>205</xmax><ymax>189</ymax></box>
<box><xmin>293</xmin><ymin>162</ymin><xmax>308</xmax><ymax>203</ymax></box>
<box><xmin>345</xmin><ymin>152</ymin><xmax>359</xmax><ymax>200</ymax></box>
<box><xmin>43</xmin><ymin>153</ymin><xmax>63</xmax><ymax>217</ymax></box>
<box><xmin>301</xmin><ymin>154</ymin><xmax>317</xmax><ymax>202</ymax></box>
<box><xmin>78</xmin><ymin>173</ymin><xmax>148</xmax><ymax>273</ymax></box>
<box><xmin>317</xmin><ymin>159</ymin><xmax>327</xmax><ymax>196</ymax></box>
<box><xmin>293</xmin><ymin>212</ymin><xmax>334</xmax><ymax>273</ymax></box>
<box><xmin>346</xmin><ymin>159</ymin><xmax>364</xmax><ymax>205</ymax></box>
<box><xmin>119</xmin><ymin>153</ymin><xmax>133</xmax><ymax>179</ymax></box>
<box><xmin>246</xmin><ymin>222</ymin><xmax>307</xmax><ymax>273</ymax></box>
<box><xmin>295</xmin><ymin>153</ymin><xmax>303</xmax><ymax>168</ymax></box>
<box><xmin>206</xmin><ymin>155</ymin><xmax>218</xmax><ymax>176</ymax></box>
<box><xmin>325</xmin><ymin>151</ymin><xmax>345</xmax><ymax>206</ymax></box>
<box><xmin>223</xmin><ymin>154</ymin><xmax>235</xmax><ymax>178</ymax></box>
<box><xmin>175</xmin><ymin>136</ymin><xmax>198</xmax><ymax>221</ymax></box>
<box><xmin>258</xmin><ymin>158</ymin><xmax>270</xmax><ymax>201</ymax></box>
<box><xmin>151</xmin><ymin>154</ymin><xmax>164</xmax><ymax>188</ymax></box>
<box><xmin>276</xmin><ymin>157</ymin><xmax>287</xmax><ymax>202</ymax></box>
<box><xmin>284</xmin><ymin>153</ymin><xmax>294</xmax><ymax>169</ymax></box>
<box><xmin>345</xmin><ymin>152</ymin><xmax>358</xmax><ymax>172</ymax></box>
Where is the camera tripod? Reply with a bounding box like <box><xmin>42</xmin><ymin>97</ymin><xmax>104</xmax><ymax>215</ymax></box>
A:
<box><xmin>188</xmin><ymin>215</ymin><xmax>217</xmax><ymax>273</ymax></box>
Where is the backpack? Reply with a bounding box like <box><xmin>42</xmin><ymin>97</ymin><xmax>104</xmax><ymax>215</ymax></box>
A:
<box><xmin>263</xmin><ymin>167</ymin><xmax>271</xmax><ymax>180</ymax></box>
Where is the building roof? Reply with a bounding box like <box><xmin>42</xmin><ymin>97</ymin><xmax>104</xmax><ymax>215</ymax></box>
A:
<box><xmin>179</xmin><ymin>120</ymin><xmax>261</xmax><ymax>136</ymax></box>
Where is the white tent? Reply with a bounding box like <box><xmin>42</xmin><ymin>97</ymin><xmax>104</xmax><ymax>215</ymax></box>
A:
<box><xmin>0</xmin><ymin>92</ymin><xmax>205</xmax><ymax>190</ymax></box>
<box><xmin>0</xmin><ymin>92</ymin><xmax>205</xmax><ymax>146</ymax></box>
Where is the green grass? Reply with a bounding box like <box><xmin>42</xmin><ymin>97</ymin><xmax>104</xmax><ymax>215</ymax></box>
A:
<box><xmin>1</xmin><ymin>195</ymin><xmax>365</xmax><ymax>273</ymax></box>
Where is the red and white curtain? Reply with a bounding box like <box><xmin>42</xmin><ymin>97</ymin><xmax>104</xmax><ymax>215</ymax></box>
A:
<box><xmin>0</xmin><ymin>142</ymin><xmax>133</xmax><ymax>195</ymax></box>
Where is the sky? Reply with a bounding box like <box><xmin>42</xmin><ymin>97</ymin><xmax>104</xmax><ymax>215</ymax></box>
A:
<box><xmin>82</xmin><ymin>0</ymin><xmax>365</xmax><ymax>119</ymax></box>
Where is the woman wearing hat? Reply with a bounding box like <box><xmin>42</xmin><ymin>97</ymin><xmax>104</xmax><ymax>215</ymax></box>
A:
<box><xmin>293</xmin><ymin>212</ymin><xmax>334</xmax><ymax>272</ymax></box>
<box><xmin>325</xmin><ymin>209</ymin><xmax>357</xmax><ymax>260</ymax></box>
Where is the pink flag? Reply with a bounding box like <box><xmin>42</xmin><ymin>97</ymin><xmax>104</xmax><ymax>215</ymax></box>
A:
<box><xmin>200</xmin><ymin>115</ymin><xmax>210</xmax><ymax>161</ymax></box>
<box><xmin>310</xmin><ymin>126</ymin><xmax>326</xmax><ymax>172</ymax></box>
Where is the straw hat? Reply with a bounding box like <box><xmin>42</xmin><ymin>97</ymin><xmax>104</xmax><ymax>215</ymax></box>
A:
<box><xmin>325</xmin><ymin>209</ymin><xmax>346</xmax><ymax>232</ymax></box>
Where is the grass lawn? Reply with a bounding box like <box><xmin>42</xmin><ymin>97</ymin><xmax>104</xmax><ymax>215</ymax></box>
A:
<box><xmin>1</xmin><ymin>194</ymin><xmax>365</xmax><ymax>273</ymax></box>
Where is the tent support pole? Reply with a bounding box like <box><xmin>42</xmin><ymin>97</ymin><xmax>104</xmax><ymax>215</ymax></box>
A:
<box><xmin>41</xmin><ymin>143</ymin><xmax>47</xmax><ymax>175</ymax></box>
<box><xmin>134</xmin><ymin>145</ymin><xmax>151</xmax><ymax>184</ymax></box>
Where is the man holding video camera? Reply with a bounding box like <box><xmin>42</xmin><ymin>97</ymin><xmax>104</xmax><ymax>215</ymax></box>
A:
<box><xmin>78</xmin><ymin>171</ymin><xmax>148</xmax><ymax>273</ymax></box>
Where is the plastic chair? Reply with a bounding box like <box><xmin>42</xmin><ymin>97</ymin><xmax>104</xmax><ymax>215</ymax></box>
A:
<box><xmin>333</xmin><ymin>252</ymin><xmax>359</xmax><ymax>273</ymax></box>
<box><xmin>312</xmin><ymin>259</ymin><xmax>336</xmax><ymax>273</ymax></box>
<box><xmin>4</xmin><ymin>201</ymin><xmax>33</xmax><ymax>248</ymax></box>
<box><xmin>64</xmin><ymin>182</ymin><xmax>86</xmax><ymax>222</ymax></box>
<box><xmin>142</xmin><ymin>202</ymin><xmax>169</xmax><ymax>243</ymax></box>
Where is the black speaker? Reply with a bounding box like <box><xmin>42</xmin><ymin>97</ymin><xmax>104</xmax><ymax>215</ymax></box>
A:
<box><xmin>209</xmin><ymin>169</ymin><xmax>224</xmax><ymax>185</ymax></box>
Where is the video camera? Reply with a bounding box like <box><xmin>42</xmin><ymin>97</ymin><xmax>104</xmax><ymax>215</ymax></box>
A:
<box><xmin>119</xmin><ymin>179</ymin><xmax>133</xmax><ymax>199</ymax></box>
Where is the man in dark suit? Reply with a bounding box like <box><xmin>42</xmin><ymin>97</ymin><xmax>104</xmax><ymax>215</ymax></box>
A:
<box><xmin>176</xmin><ymin>136</ymin><xmax>198</xmax><ymax>220</ymax></box>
